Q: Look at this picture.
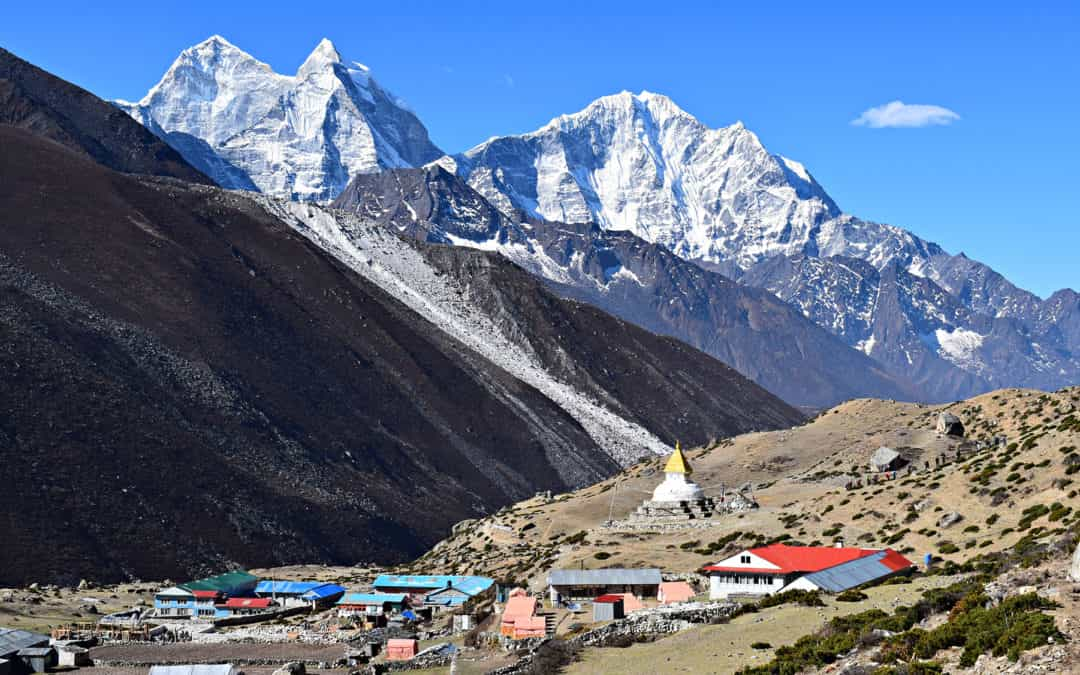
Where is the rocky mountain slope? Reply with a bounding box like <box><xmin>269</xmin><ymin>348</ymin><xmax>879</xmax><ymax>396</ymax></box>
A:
<box><xmin>0</xmin><ymin>48</ymin><xmax>210</xmax><ymax>184</ymax></box>
<box><xmin>0</xmin><ymin>54</ymin><xmax>802</xmax><ymax>585</ymax></box>
<box><xmin>332</xmin><ymin>166</ymin><xmax>912</xmax><ymax>408</ymax></box>
<box><xmin>117</xmin><ymin>36</ymin><xmax>441</xmax><ymax>200</ymax></box>
<box><xmin>417</xmin><ymin>385</ymin><xmax>1080</xmax><ymax>598</ymax></box>
<box><xmin>443</xmin><ymin>91</ymin><xmax>1080</xmax><ymax>401</ymax></box>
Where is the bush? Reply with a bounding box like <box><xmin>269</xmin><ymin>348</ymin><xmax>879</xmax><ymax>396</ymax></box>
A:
<box><xmin>836</xmin><ymin>589</ymin><xmax>869</xmax><ymax>602</ymax></box>
<box><xmin>756</xmin><ymin>589</ymin><xmax>826</xmax><ymax>609</ymax></box>
<box><xmin>739</xmin><ymin>580</ymin><xmax>1058</xmax><ymax>675</ymax></box>
<box><xmin>593</xmin><ymin>551</ymin><xmax>612</xmax><ymax>560</ymax></box>
<box><xmin>938</xmin><ymin>541</ymin><xmax>960</xmax><ymax>554</ymax></box>
<box><xmin>750</xmin><ymin>641</ymin><xmax>772</xmax><ymax>650</ymax></box>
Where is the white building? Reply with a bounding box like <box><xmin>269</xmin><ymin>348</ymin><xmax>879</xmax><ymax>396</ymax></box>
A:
<box><xmin>703</xmin><ymin>543</ymin><xmax>912</xmax><ymax>599</ymax></box>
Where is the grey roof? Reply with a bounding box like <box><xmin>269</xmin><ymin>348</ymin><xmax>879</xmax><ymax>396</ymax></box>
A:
<box><xmin>797</xmin><ymin>551</ymin><xmax>908</xmax><ymax>592</ymax></box>
<box><xmin>15</xmin><ymin>648</ymin><xmax>53</xmax><ymax>657</ymax></box>
<box><xmin>0</xmin><ymin>629</ymin><xmax>49</xmax><ymax>657</ymax></box>
<box><xmin>149</xmin><ymin>666</ymin><xmax>236</xmax><ymax>675</ymax></box>
<box><xmin>548</xmin><ymin>568</ymin><xmax>662</xmax><ymax>586</ymax></box>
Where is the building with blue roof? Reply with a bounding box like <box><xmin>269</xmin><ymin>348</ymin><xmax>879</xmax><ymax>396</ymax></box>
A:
<box><xmin>254</xmin><ymin>581</ymin><xmax>344</xmax><ymax>609</ymax></box>
<box><xmin>372</xmin><ymin>575</ymin><xmax>494</xmax><ymax>608</ymax></box>
<box><xmin>336</xmin><ymin>592</ymin><xmax>410</xmax><ymax>624</ymax></box>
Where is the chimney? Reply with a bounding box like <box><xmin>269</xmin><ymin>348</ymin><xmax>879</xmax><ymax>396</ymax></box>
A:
<box><xmin>834</xmin><ymin>539</ymin><xmax>844</xmax><ymax>548</ymax></box>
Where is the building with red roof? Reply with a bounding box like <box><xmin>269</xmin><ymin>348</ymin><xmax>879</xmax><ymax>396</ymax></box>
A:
<box><xmin>214</xmin><ymin>596</ymin><xmax>278</xmax><ymax>616</ymax></box>
<box><xmin>703</xmin><ymin>543</ymin><xmax>913</xmax><ymax>599</ymax></box>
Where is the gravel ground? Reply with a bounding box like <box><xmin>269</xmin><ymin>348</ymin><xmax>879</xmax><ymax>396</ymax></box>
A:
<box><xmin>90</xmin><ymin>642</ymin><xmax>351</xmax><ymax>665</ymax></box>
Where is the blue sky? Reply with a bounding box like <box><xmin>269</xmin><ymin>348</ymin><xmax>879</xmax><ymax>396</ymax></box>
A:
<box><xmin>3</xmin><ymin>0</ymin><xmax>1077</xmax><ymax>295</ymax></box>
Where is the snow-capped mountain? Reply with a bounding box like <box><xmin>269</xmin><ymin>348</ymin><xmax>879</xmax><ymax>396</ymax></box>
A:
<box><xmin>118</xmin><ymin>36</ymin><xmax>441</xmax><ymax>201</ymax></box>
<box><xmin>439</xmin><ymin>91</ymin><xmax>1080</xmax><ymax>400</ymax></box>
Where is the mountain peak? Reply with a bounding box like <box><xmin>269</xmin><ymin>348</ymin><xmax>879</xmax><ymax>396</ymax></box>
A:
<box><xmin>197</xmin><ymin>34</ymin><xmax>236</xmax><ymax>49</ymax></box>
<box><xmin>298</xmin><ymin>38</ymin><xmax>342</xmax><ymax>77</ymax></box>
<box><xmin>180</xmin><ymin>34</ymin><xmax>252</xmax><ymax>64</ymax></box>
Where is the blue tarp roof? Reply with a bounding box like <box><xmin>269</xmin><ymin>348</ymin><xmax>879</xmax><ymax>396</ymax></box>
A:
<box><xmin>372</xmin><ymin>575</ymin><xmax>493</xmax><ymax>596</ymax></box>
<box><xmin>337</xmin><ymin>592</ymin><xmax>408</xmax><ymax>605</ymax></box>
<box><xmin>302</xmin><ymin>584</ymin><xmax>345</xmax><ymax>600</ymax></box>
<box><xmin>797</xmin><ymin>551</ymin><xmax>906</xmax><ymax>592</ymax></box>
<box><xmin>255</xmin><ymin>581</ymin><xmax>323</xmax><ymax>595</ymax></box>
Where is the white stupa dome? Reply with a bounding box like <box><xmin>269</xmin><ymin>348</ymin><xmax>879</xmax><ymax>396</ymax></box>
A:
<box><xmin>651</xmin><ymin>442</ymin><xmax>706</xmax><ymax>502</ymax></box>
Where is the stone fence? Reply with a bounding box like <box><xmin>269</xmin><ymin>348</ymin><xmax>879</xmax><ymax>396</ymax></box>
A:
<box><xmin>487</xmin><ymin>601</ymin><xmax>740</xmax><ymax>674</ymax></box>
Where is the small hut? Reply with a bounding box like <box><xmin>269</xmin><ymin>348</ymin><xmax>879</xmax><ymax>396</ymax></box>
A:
<box><xmin>658</xmin><ymin>581</ymin><xmax>695</xmax><ymax>604</ymax></box>
<box><xmin>592</xmin><ymin>595</ymin><xmax>625</xmax><ymax>622</ymax></box>
<box><xmin>386</xmin><ymin>639</ymin><xmax>417</xmax><ymax>661</ymax></box>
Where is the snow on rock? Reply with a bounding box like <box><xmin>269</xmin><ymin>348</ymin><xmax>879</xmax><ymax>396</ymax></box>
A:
<box><xmin>117</xmin><ymin>36</ymin><xmax>442</xmax><ymax>201</ymax></box>
<box><xmin>934</xmin><ymin>327</ymin><xmax>986</xmax><ymax>372</ymax></box>
<box><xmin>252</xmin><ymin>196</ymin><xmax>668</xmax><ymax>467</ymax></box>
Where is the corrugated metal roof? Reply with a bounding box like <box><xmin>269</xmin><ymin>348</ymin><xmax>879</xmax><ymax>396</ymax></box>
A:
<box><xmin>548</xmin><ymin>568</ymin><xmax>662</xmax><ymax>586</ymax></box>
<box><xmin>301</xmin><ymin>584</ymin><xmax>345</xmax><ymax>600</ymax></box>
<box><xmin>704</xmin><ymin>544</ymin><xmax>876</xmax><ymax>574</ymax></box>
<box><xmin>183</xmin><ymin>571</ymin><xmax>257</xmax><ymax>593</ymax></box>
<box><xmin>373</xmin><ymin>575</ymin><xmax>493</xmax><ymax>596</ymax></box>
<box><xmin>149</xmin><ymin>666</ymin><xmax>236</xmax><ymax>675</ymax></box>
<box><xmin>255</xmin><ymin>581</ymin><xmax>322</xmax><ymax>595</ymax></box>
<box><xmin>219</xmin><ymin>598</ymin><xmax>273</xmax><ymax>609</ymax></box>
<box><xmin>337</xmin><ymin>593</ymin><xmax>407</xmax><ymax>605</ymax></box>
<box><xmin>0</xmin><ymin>629</ymin><xmax>49</xmax><ymax>657</ymax></box>
<box><xmin>15</xmin><ymin>648</ymin><xmax>53</xmax><ymax>657</ymax></box>
<box><xmin>797</xmin><ymin>550</ymin><xmax>913</xmax><ymax>592</ymax></box>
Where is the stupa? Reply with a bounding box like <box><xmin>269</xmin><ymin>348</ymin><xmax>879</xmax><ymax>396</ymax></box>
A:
<box><xmin>624</xmin><ymin>442</ymin><xmax>717</xmax><ymax>526</ymax></box>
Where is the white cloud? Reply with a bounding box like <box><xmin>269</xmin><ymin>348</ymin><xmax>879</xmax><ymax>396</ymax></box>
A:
<box><xmin>852</xmin><ymin>100</ymin><xmax>960</xmax><ymax>128</ymax></box>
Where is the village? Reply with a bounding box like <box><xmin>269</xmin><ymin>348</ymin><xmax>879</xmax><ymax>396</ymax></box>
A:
<box><xmin>3</xmin><ymin>391</ymin><xmax>1080</xmax><ymax>674</ymax></box>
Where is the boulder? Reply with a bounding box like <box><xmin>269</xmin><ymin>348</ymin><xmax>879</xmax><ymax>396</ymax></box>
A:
<box><xmin>935</xmin><ymin>412</ymin><xmax>964</xmax><ymax>436</ymax></box>
<box><xmin>273</xmin><ymin>663</ymin><xmax>306</xmax><ymax>675</ymax></box>
<box><xmin>937</xmin><ymin>512</ymin><xmax>963</xmax><ymax>529</ymax></box>
<box><xmin>870</xmin><ymin>446</ymin><xmax>902</xmax><ymax>472</ymax></box>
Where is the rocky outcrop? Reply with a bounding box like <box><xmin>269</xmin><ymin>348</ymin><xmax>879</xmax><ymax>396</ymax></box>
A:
<box><xmin>870</xmin><ymin>446</ymin><xmax>903</xmax><ymax>472</ymax></box>
<box><xmin>936</xmin><ymin>412</ymin><xmax>965</xmax><ymax>436</ymax></box>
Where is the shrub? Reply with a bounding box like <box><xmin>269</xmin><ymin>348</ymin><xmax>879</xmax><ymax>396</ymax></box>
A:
<box><xmin>836</xmin><ymin>589</ymin><xmax>869</xmax><ymax>602</ymax></box>
<box><xmin>750</xmin><ymin>641</ymin><xmax>772</xmax><ymax>650</ymax></box>
<box><xmin>756</xmin><ymin>589</ymin><xmax>825</xmax><ymax>609</ymax></box>
<box><xmin>593</xmin><ymin>551</ymin><xmax>612</xmax><ymax>560</ymax></box>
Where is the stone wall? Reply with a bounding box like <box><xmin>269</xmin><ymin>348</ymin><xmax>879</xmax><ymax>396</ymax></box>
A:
<box><xmin>488</xmin><ymin>602</ymin><xmax>740</xmax><ymax>674</ymax></box>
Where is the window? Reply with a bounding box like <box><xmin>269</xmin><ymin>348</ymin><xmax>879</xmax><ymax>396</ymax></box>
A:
<box><xmin>740</xmin><ymin>555</ymin><xmax>751</xmax><ymax>564</ymax></box>
<box><xmin>753</xmin><ymin>577</ymin><xmax>759</xmax><ymax>585</ymax></box>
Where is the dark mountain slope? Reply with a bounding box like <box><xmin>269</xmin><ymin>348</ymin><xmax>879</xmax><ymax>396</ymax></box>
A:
<box><xmin>0</xmin><ymin>126</ymin><xmax>619</xmax><ymax>584</ymax></box>
<box><xmin>0</xmin><ymin>47</ymin><xmax>211</xmax><ymax>184</ymax></box>
<box><xmin>333</xmin><ymin>167</ymin><xmax>914</xmax><ymax>408</ymax></box>
<box><xmin>0</xmin><ymin>121</ymin><xmax>801</xmax><ymax>585</ymax></box>
<box><xmin>415</xmin><ymin>246</ymin><xmax>802</xmax><ymax>442</ymax></box>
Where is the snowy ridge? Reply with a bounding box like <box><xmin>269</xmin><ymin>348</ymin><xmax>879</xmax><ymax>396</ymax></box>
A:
<box><xmin>252</xmin><ymin>196</ymin><xmax>669</xmax><ymax>466</ymax></box>
<box><xmin>442</xmin><ymin>91</ymin><xmax>1079</xmax><ymax>400</ymax></box>
<box><xmin>448</xmin><ymin>90</ymin><xmax>842</xmax><ymax>268</ymax></box>
<box><xmin>118</xmin><ymin>36</ymin><xmax>442</xmax><ymax>201</ymax></box>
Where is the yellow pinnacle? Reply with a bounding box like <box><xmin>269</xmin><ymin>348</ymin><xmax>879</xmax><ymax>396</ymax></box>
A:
<box><xmin>663</xmin><ymin>440</ymin><xmax>692</xmax><ymax>475</ymax></box>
